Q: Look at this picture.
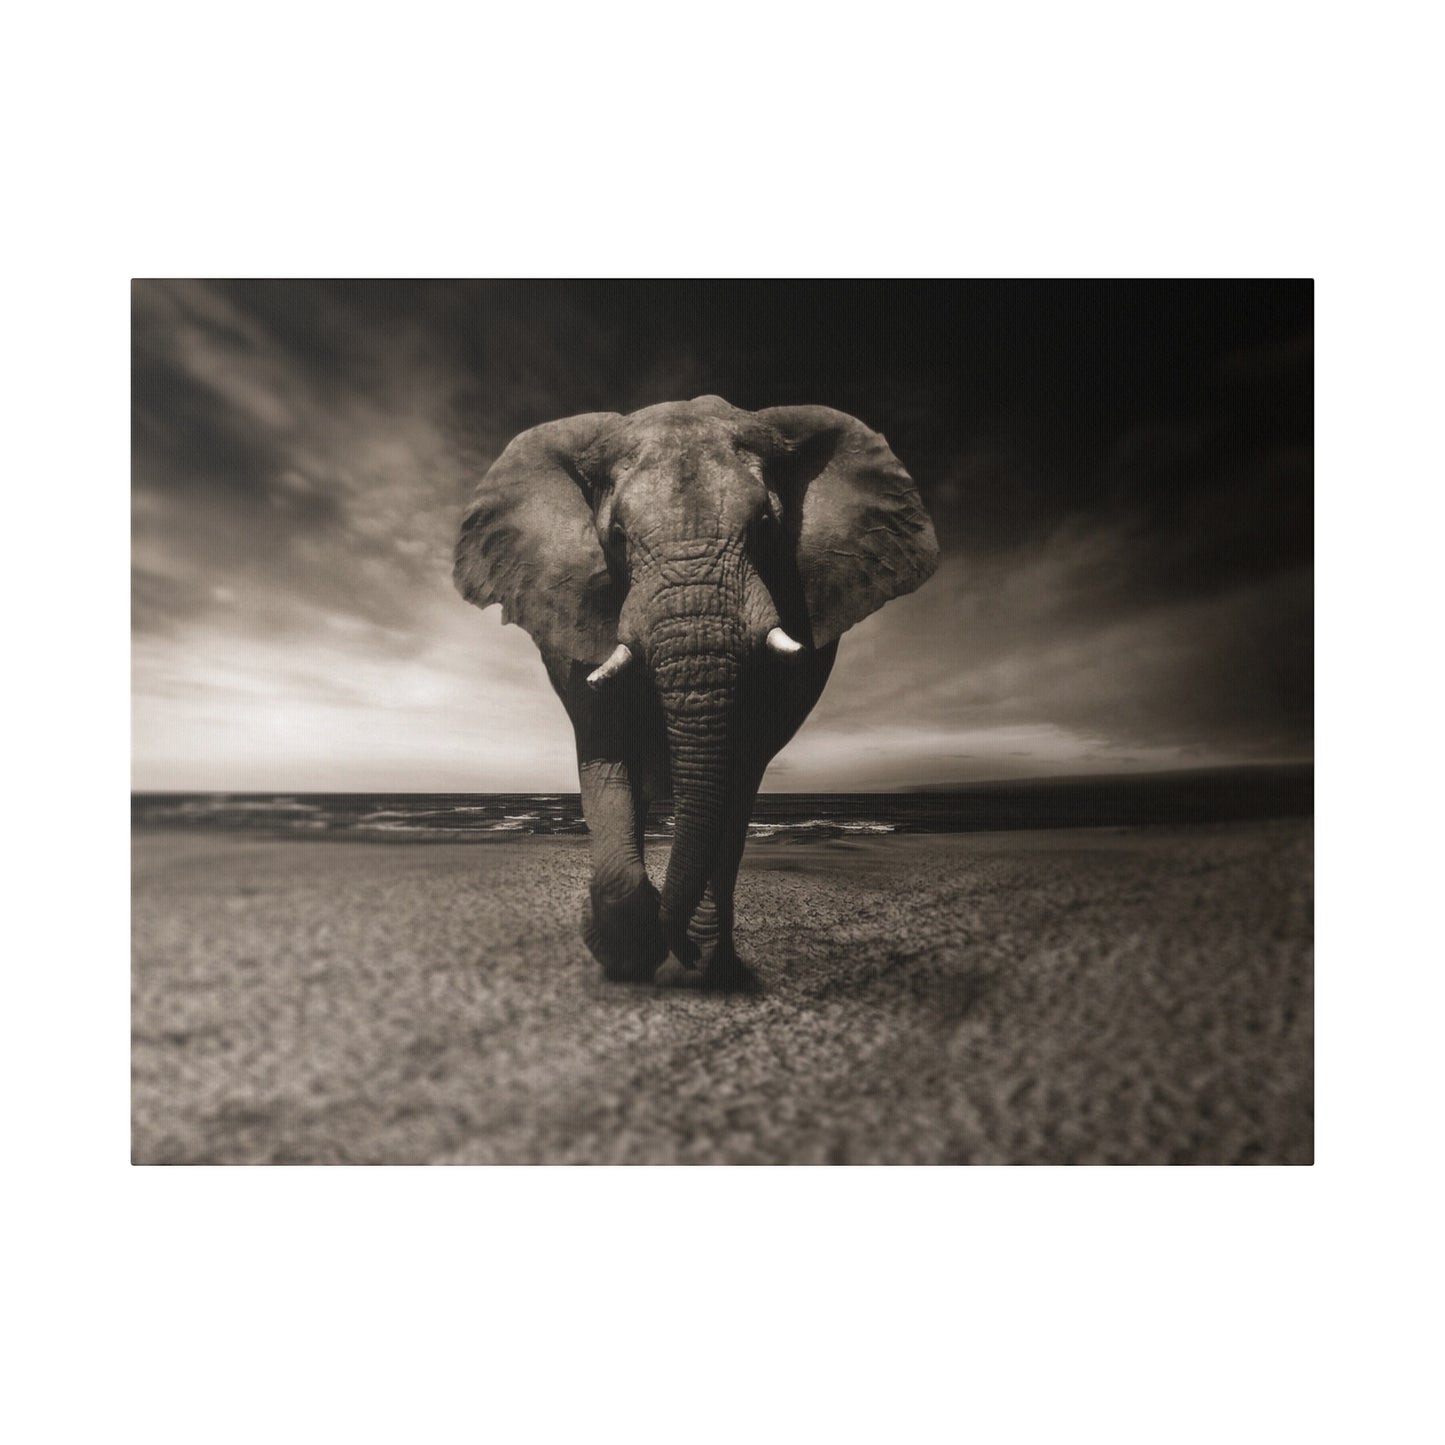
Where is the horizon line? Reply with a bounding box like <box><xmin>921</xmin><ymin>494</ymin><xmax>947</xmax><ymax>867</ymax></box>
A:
<box><xmin>130</xmin><ymin>759</ymin><xmax>1315</xmax><ymax>797</ymax></box>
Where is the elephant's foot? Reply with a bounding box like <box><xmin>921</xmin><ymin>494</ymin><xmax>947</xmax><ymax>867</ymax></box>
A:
<box><xmin>686</xmin><ymin>932</ymin><xmax>763</xmax><ymax>993</ymax></box>
<box><xmin>646</xmin><ymin>926</ymin><xmax>760</xmax><ymax>993</ymax></box>
<box><xmin>652</xmin><ymin>956</ymin><xmax>704</xmax><ymax>989</ymax></box>
<box><xmin>701</xmin><ymin>950</ymin><xmax>762</xmax><ymax>994</ymax></box>
<box><xmin>650</xmin><ymin>947</ymin><xmax>758</xmax><ymax>993</ymax></box>
<box><xmin>583</xmin><ymin>878</ymin><xmax>664</xmax><ymax>983</ymax></box>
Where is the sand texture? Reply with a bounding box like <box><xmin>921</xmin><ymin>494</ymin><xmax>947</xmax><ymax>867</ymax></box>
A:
<box><xmin>132</xmin><ymin>821</ymin><xmax>1312</xmax><ymax>1165</ymax></box>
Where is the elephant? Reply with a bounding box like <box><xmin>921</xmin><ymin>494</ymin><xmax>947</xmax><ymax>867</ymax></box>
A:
<box><xmin>453</xmin><ymin>395</ymin><xmax>938</xmax><ymax>990</ymax></box>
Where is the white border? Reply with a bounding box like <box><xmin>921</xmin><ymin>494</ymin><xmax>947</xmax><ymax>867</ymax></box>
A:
<box><xmin>8</xmin><ymin>5</ymin><xmax>1441</xmax><ymax>1441</ymax></box>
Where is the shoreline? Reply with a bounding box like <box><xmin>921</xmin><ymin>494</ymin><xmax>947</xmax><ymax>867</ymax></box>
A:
<box><xmin>130</xmin><ymin>813</ymin><xmax>1314</xmax><ymax>847</ymax></box>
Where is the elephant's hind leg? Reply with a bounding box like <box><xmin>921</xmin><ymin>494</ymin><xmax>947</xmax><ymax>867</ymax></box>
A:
<box><xmin>578</xmin><ymin>759</ymin><xmax>664</xmax><ymax>982</ymax></box>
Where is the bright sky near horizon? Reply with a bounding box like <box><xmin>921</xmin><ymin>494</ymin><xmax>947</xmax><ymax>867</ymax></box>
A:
<box><xmin>132</xmin><ymin>280</ymin><xmax>1312</xmax><ymax>792</ymax></box>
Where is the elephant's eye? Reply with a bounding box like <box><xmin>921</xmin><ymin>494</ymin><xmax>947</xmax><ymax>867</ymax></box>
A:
<box><xmin>608</xmin><ymin>521</ymin><xmax>627</xmax><ymax>555</ymax></box>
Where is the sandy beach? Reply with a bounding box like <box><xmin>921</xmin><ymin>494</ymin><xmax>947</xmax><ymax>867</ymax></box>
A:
<box><xmin>132</xmin><ymin>820</ymin><xmax>1312</xmax><ymax>1164</ymax></box>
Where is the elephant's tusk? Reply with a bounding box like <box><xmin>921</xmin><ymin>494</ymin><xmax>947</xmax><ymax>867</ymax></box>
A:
<box><xmin>765</xmin><ymin>627</ymin><xmax>805</xmax><ymax>656</ymax></box>
<box><xmin>586</xmin><ymin>643</ymin><xmax>635</xmax><ymax>689</ymax></box>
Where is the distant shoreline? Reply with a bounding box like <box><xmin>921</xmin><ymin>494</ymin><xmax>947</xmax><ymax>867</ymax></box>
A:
<box><xmin>131</xmin><ymin>764</ymin><xmax>1312</xmax><ymax>842</ymax></box>
<box><xmin>130</xmin><ymin>760</ymin><xmax>1313</xmax><ymax>799</ymax></box>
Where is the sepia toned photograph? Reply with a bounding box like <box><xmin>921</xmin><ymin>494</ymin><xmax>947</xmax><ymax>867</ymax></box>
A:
<box><xmin>25</xmin><ymin>5</ymin><xmax>1445</xmax><ymax>1437</ymax></box>
<box><xmin>131</xmin><ymin>279</ymin><xmax>1313</xmax><ymax>1165</ymax></box>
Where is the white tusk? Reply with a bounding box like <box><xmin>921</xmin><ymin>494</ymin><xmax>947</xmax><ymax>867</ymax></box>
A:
<box><xmin>765</xmin><ymin>627</ymin><xmax>804</xmax><ymax>656</ymax></box>
<box><xmin>586</xmin><ymin>643</ymin><xmax>635</xmax><ymax>689</ymax></box>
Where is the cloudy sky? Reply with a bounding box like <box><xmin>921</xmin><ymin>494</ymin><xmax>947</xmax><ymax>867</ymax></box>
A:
<box><xmin>132</xmin><ymin>280</ymin><xmax>1312</xmax><ymax>792</ymax></box>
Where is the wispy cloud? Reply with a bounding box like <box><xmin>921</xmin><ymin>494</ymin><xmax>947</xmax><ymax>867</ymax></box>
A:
<box><xmin>132</xmin><ymin>601</ymin><xmax>577</xmax><ymax>791</ymax></box>
<box><xmin>780</xmin><ymin>535</ymin><xmax>1312</xmax><ymax>789</ymax></box>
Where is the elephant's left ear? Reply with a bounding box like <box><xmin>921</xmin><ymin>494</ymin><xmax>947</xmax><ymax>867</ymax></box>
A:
<box><xmin>453</xmin><ymin>412</ymin><xmax>622</xmax><ymax>664</ymax></box>
<box><xmin>757</xmin><ymin>406</ymin><xmax>939</xmax><ymax>647</ymax></box>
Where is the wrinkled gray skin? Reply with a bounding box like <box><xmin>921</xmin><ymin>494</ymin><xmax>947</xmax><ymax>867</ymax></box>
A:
<box><xmin>455</xmin><ymin>396</ymin><xmax>938</xmax><ymax>990</ymax></box>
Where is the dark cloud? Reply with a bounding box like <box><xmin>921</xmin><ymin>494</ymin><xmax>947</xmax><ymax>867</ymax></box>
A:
<box><xmin>131</xmin><ymin>279</ymin><xmax>1312</xmax><ymax>789</ymax></box>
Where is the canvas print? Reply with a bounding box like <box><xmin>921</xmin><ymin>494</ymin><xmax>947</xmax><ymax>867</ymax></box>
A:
<box><xmin>131</xmin><ymin>279</ymin><xmax>1313</xmax><ymax>1164</ymax></box>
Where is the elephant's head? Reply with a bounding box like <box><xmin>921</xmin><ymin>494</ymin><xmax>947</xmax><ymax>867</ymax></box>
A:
<box><xmin>454</xmin><ymin>396</ymin><xmax>937</xmax><ymax>960</ymax></box>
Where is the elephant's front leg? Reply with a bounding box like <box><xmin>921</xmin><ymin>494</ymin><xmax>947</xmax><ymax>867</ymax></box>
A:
<box><xmin>653</xmin><ymin>793</ymin><xmax>759</xmax><ymax>992</ymax></box>
<box><xmin>685</xmin><ymin>778</ymin><xmax>763</xmax><ymax>992</ymax></box>
<box><xmin>578</xmin><ymin>759</ymin><xmax>664</xmax><ymax>982</ymax></box>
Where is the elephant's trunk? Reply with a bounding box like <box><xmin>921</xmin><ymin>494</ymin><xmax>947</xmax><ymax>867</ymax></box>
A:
<box><xmin>641</xmin><ymin>550</ymin><xmax>748</xmax><ymax>962</ymax></box>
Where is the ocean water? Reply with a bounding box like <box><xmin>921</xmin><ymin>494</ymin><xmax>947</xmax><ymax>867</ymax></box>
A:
<box><xmin>130</xmin><ymin>791</ymin><xmax>908</xmax><ymax>841</ymax></box>
<box><xmin>131</xmin><ymin>765</ymin><xmax>1312</xmax><ymax>841</ymax></box>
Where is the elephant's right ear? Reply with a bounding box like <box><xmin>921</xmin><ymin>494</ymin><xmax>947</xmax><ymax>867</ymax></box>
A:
<box><xmin>453</xmin><ymin>412</ymin><xmax>622</xmax><ymax>664</ymax></box>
